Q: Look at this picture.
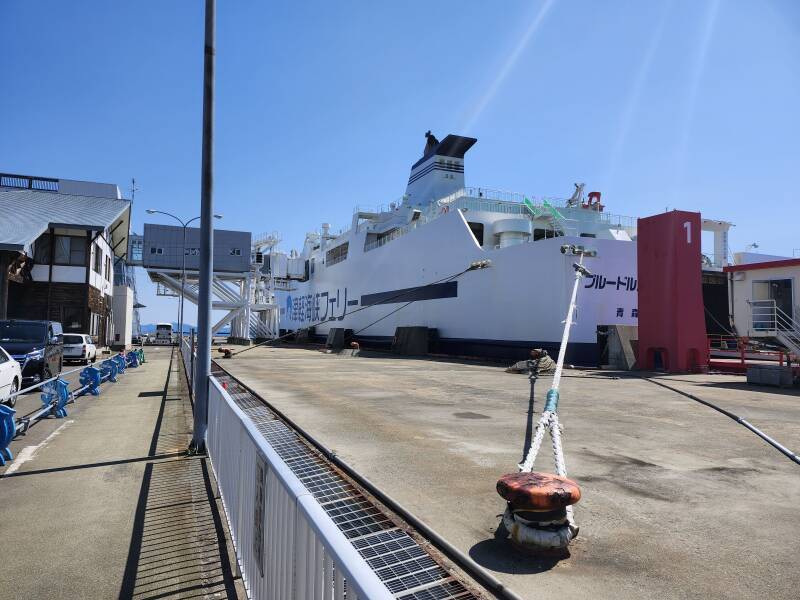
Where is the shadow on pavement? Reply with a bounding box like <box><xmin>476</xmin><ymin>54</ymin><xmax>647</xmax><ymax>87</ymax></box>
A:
<box><xmin>118</xmin><ymin>349</ymin><xmax>240</xmax><ymax>600</ymax></box>
<box><xmin>468</xmin><ymin>522</ymin><xmax>565</xmax><ymax>576</ymax></box>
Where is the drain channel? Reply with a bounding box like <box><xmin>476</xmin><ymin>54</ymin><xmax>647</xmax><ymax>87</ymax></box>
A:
<box><xmin>214</xmin><ymin>370</ymin><xmax>483</xmax><ymax>599</ymax></box>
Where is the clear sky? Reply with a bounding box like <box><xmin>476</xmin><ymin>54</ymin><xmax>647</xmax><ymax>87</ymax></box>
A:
<box><xmin>2</xmin><ymin>1</ymin><xmax>799</xmax><ymax>326</ymax></box>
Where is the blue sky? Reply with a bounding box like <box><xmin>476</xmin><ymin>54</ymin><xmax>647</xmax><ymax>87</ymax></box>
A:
<box><xmin>2</xmin><ymin>1</ymin><xmax>799</xmax><ymax>326</ymax></box>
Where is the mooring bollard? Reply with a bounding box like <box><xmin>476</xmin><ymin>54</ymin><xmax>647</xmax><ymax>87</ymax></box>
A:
<box><xmin>126</xmin><ymin>350</ymin><xmax>140</xmax><ymax>368</ymax></box>
<box><xmin>40</xmin><ymin>378</ymin><xmax>71</xmax><ymax>418</ymax></box>
<box><xmin>0</xmin><ymin>405</ymin><xmax>16</xmax><ymax>466</ymax></box>
<box><xmin>79</xmin><ymin>366</ymin><xmax>102</xmax><ymax>396</ymax></box>
<box><xmin>114</xmin><ymin>354</ymin><xmax>127</xmax><ymax>374</ymax></box>
<box><xmin>137</xmin><ymin>348</ymin><xmax>145</xmax><ymax>364</ymax></box>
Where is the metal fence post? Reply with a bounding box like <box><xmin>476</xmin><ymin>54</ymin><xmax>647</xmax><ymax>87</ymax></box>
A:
<box><xmin>191</xmin><ymin>328</ymin><xmax>196</xmax><ymax>398</ymax></box>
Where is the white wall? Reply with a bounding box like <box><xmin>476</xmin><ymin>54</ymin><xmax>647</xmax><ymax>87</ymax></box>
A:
<box><xmin>730</xmin><ymin>265</ymin><xmax>799</xmax><ymax>337</ymax></box>
<box><xmin>31</xmin><ymin>264</ymin><xmax>85</xmax><ymax>283</ymax></box>
<box><xmin>112</xmin><ymin>285</ymin><xmax>133</xmax><ymax>348</ymax></box>
<box><xmin>89</xmin><ymin>233</ymin><xmax>114</xmax><ymax>297</ymax></box>
<box><xmin>30</xmin><ymin>227</ymin><xmax>114</xmax><ymax>296</ymax></box>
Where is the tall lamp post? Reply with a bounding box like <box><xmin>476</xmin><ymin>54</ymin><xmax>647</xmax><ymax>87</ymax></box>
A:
<box><xmin>145</xmin><ymin>210</ymin><xmax>221</xmax><ymax>344</ymax></box>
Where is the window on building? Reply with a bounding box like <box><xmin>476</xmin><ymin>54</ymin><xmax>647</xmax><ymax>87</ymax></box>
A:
<box><xmin>34</xmin><ymin>233</ymin><xmax>51</xmax><ymax>263</ymax></box>
<box><xmin>62</xmin><ymin>306</ymin><xmax>83</xmax><ymax>331</ymax></box>
<box><xmin>230</xmin><ymin>248</ymin><xmax>242</xmax><ymax>256</ymax></box>
<box><xmin>90</xmin><ymin>313</ymin><xmax>99</xmax><ymax>336</ymax></box>
<box><xmin>53</xmin><ymin>235</ymin><xmax>87</xmax><ymax>266</ymax></box>
<box><xmin>105</xmin><ymin>256</ymin><xmax>112</xmax><ymax>281</ymax></box>
<box><xmin>150</xmin><ymin>247</ymin><xmax>164</xmax><ymax>255</ymax></box>
<box><xmin>92</xmin><ymin>243</ymin><xmax>102</xmax><ymax>274</ymax></box>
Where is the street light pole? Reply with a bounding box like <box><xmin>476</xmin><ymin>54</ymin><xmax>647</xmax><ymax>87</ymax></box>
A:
<box><xmin>144</xmin><ymin>211</ymin><xmax>219</xmax><ymax>351</ymax></box>
<box><xmin>193</xmin><ymin>0</ymin><xmax>216</xmax><ymax>454</ymax></box>
<box><xmin>180</xmin><ymin>223</ymin><xmax>187</xmax><ymax>343</ymax></box>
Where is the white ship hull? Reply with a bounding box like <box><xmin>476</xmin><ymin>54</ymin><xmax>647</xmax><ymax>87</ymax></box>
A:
<box><xmin>278</xmin><ymin>209</ymin><xmax>637</xmax><ymax>363</ymax></box>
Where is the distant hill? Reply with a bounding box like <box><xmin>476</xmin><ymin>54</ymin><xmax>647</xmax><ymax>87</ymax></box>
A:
<box><xmin>139</xmin><ymin>322</ymin><xmax>229</xmax><ymax>335</ymax></box>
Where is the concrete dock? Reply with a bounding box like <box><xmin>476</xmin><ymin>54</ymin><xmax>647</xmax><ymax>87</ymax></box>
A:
<box><xmin>221</xmin><ymin>346</ymin><xmax>800</xmax><ymax>600</ymax></box>
<box><xmin>0</xmin><ymin>348</ymin><xmax>244</xmax><ymax>600</ymax></box>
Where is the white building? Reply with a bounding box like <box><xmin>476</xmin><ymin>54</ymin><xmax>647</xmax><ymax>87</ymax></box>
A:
<box><xmin>725</xmin><ymin>257</ymin><xmax>800</xmax><ymax>358</ymax></box>
<box><xmin>0</xmin><ymin>173</ymin><xmax>132</xmax><ymax>347</ymax></box>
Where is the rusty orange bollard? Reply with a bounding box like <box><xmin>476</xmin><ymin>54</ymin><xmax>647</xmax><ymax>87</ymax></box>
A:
<box><xmin>496</xmin><ymin>471</ymin><xmax>581</xmax><ymax>552</ymax></box>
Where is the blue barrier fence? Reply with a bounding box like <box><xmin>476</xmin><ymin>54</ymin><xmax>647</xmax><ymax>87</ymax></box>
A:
<box><xmin>0</xmin><ymin>348</ymin><xmax>147</xmax><ymax>466</ymax></box>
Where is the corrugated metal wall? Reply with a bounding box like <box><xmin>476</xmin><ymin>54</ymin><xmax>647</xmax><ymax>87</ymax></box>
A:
<box><xmin>142</xmin><ymin>224</ymin><xmax>251</xmax><ymax>273</ymax></box>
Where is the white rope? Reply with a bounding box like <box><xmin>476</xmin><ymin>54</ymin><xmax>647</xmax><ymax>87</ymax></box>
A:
<box><xmin>551</xmin><ymin>252</ymin><xmax>585</xmax><ymax>391</ymax></box>
<box><xmin>550</xmin><ymin>413</ymin><xmax>577</xmax><ymax>532</ymax></box>
<box><xmin>518</xmin><ymin>410</ymin><xmax>553</xmax><ymax>472</ymax></box>
<box><xmin>510</xmin><ymin>249</ymin><xmax>591</xmax><ymax>543</ymax></box>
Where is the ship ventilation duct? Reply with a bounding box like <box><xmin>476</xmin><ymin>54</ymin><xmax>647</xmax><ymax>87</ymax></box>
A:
<box><xmin>404</xmin><ymin>132</ymin><xmax>477</xmax><ymax>207</ymax></box>
<box><xmin>492</xmin><ymin>218</ymin><xmax>532</xmax><ymax>248</ymax></box>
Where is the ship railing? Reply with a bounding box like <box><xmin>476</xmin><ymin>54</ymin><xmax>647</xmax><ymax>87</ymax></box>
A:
<box><xmin>363</xmin><ymin>218</ymin><xmax>428</xmax><ymax>252</ymax></box>
<box><xmin>205</xmin><ymin>376</ymin><xmax>393</xmax><ymax>600</ymax></box>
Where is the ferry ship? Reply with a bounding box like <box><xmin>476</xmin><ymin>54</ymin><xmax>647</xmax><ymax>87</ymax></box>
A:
<box><xmin>268</xmin><ymin>132</ymin><xmax>648</xmax><ymax>363</ymax></box>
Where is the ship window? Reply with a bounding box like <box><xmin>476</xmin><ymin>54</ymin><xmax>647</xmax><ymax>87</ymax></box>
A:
<box><xmin>230</xmin><ymin>248</ymin><xmax>241</xmax><ymax>256</ymax></box>
<box><xmin>533</xmin><ymin>229</ymin><xmax>558</xmax><ymax>241</ymax></box>
<box><xmin>467</xmin><ymin>222</ymin><xmax>484</xmax><ymax>246</ymax></box>
<box><xmin>326</xmin><ymin>242</ymin><xmax>349</xmax><ymax>266</ymax></box>
<box><xmin>580</xmin><ymin>233</ymin><xmax>596</xmax><ymax>238</ymax></box>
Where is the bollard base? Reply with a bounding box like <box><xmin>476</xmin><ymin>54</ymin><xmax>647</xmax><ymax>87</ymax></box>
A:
<box><xmin>501</xmin><ymin>506</ymin><xmax>577</xmax><ymax>553</ymax></box>
<box><xmin>496</xmin><ymin>471</ymin><xmax>581</xmax><ymax>554</ymax></box>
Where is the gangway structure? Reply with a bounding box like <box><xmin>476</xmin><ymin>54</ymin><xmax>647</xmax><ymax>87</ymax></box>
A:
<box><xmin>130</xmin><ymin>224</ymin><xmax>279</xmax><ymax>340</ymax></box>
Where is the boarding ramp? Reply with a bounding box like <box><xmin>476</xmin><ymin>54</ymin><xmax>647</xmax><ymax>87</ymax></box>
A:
<box><xmin>130</xmin><ymin>226</ymin><xmax>279</xmax><ymax>341</ymax></box>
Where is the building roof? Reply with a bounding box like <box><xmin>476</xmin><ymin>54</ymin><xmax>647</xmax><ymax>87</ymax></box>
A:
<box><xmin>723</xmin><ymin>257</ymin><xmax>800</xmax><ymax>272</ymax></box>
<box><xmin>0</xmin><ymin>188</ymin><xmax>131</xmax><ymax>257</ymax></box>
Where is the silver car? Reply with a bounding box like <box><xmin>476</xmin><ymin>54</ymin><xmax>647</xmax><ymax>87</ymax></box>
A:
<box><xmin>63</xmin><ymin>334</ymin><xmax>97</xmax><ymax>365</ymax></box>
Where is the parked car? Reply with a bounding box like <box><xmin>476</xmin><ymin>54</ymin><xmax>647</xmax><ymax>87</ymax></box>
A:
<box><xmin>63</xmin><ymin>333</ymin><xmax>97</xmax><ymax>365</ymax></box>
<box><xmin>0</xmin><ymin>346</ymin><xmax>22</xmax><ymax>408</ymax></box>
<box><xmin>0</xmin><ymin>320</ymin><xmax>64</xmax><ymax>387</ymax></box>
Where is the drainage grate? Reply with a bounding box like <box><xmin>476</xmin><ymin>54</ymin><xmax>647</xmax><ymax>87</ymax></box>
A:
<box><xmin>213</xmin><ymin>372</ymin><xmax>485</xmax><ymax>599</ymax></box>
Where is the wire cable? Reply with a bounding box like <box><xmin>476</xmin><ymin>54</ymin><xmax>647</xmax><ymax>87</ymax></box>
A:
<box><xmin>642</xmin><ymin>375</ymin><xmax>800</xmax><ymax>466</ymax></box>
<box><xmin>351</xmin><ymin>270</ymin><xmax>465</xmax><ymax>336</ymax></box>
<box><xmin>229</xmin><ymin>264</ymin><xmax>479</xmax><ymax>357</ymax></box>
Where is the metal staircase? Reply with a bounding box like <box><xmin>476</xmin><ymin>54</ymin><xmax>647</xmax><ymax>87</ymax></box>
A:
<box><xmin>750</xmin><ymin>300</ymin><xmax>800</xmax><ymax>361</ymax></box>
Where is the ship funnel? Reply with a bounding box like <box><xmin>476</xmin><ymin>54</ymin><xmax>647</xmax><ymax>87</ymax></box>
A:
<box><xmin>321</xmin><ymin>223</ymin><xmax>330</xmax><ymax>236</ymax></box>
<box><xmin>404</xmin><ymin>131</ymin><xmax>477</xmax><ymax>207</ymax></box>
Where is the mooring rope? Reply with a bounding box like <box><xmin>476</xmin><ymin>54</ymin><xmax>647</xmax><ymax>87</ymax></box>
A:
<box><xmin>229</xmin><ymin>261</ymin><xmax>491</xmax><ymax>357</ymax></box>
<box><xmin>512</xmin><ymin>248</ymin><xmax>591</xmax><ymax>539</ymax></box>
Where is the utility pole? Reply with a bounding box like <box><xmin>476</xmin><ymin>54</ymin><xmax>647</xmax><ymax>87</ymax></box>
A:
<box><xmin>190</xmin><ymin>0</ymin><xmax>216</xmax><ymax>453</ymax></box>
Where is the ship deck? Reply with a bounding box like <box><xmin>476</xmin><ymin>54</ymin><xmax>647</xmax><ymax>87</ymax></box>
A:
<box><xmin>221</xmin><ymin>345</ymin><xmax>800</xmax><ymax>600</ymax></box>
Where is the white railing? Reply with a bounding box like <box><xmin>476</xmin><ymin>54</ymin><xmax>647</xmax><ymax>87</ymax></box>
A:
<box><xmin>750</xmin><ymin>300</ymin><xmax>800</xmax><ymax>358</ymax></box>
<box><xmin>206</xmin><ymin>378</ymin><xmax>393</xmax><ymax>600</ymax></box>
<box><xmin>180</xmin><ymin>334</ymin><xmax>196</xmax><ymax>398</ymax></box>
